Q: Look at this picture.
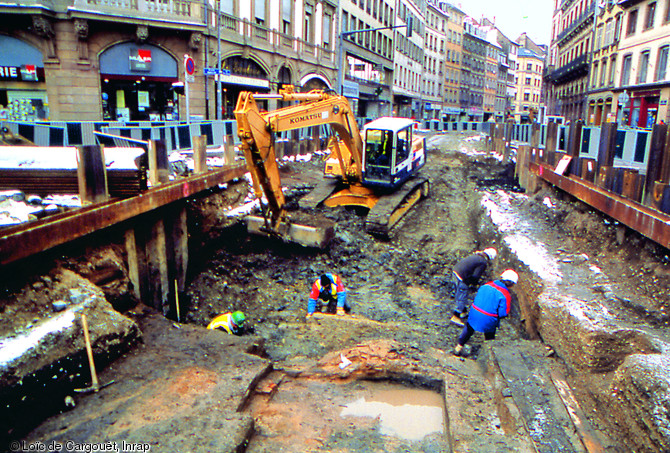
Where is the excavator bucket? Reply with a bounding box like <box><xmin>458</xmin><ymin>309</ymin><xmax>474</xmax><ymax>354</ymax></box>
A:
<box><xmin>245</xmin><ymin>215</ymin><xmax>335</xmax><ymax>249</ymax></box>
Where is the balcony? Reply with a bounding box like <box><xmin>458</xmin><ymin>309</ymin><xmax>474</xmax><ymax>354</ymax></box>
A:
<box><xmin>69</xmin><ymin>0</ymin><xmax>204</xmax><ymax>26</ymax></box>
<box><xmin>546</xmin><ymin>54</ymin><xmax>589</xmax><ymax>84</ymax></box>
<box><xmin>0</xmin><ymin>0</ymin><xmax>57</xmax><ymax>11</ymax></box>
<box><xmin>555</xmin><ymin>3</ymin><xmax>596</xmax><ymax>47</ymax></box>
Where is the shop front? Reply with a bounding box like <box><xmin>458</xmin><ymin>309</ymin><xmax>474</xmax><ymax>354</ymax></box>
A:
<box><xmin>216</xmin><ymin>56</ymin><xmax>270</xmax><ymax>119</ymax></box>
<box><xmin>0</xmin><ymin>35</ymin><xmax>48</xmax><ymax>121</ymax></box>
<box><xmin>620</xmin><ymin>90</ymin><xmax>660</xmax><ymax>129</ymax></box>
<box><xmin>100</xmin><ymin>42</ymin><xmax>179</xmax><ymax>121</ymax></box>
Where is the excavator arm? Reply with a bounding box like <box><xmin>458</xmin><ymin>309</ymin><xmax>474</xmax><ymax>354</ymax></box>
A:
<box><xmin>234</xmin><ymin>87</ymin><xmax>362</xmax><ymax>247</ymax></box>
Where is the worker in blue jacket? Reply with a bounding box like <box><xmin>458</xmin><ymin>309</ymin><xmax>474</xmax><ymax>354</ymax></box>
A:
<box><xmin>449</xmin><ymin>248</ymin><xmax>497</xmax><ymax>327</ymax></box>
<box><xmin>453</xmin><ymin>269</ymin><xmax>518</xmax><ymax>357</ymax></box>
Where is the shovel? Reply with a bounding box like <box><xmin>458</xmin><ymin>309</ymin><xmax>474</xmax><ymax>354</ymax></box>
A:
<box><xmin>74</xmin><ymin>313</ymin><xmax>114</xmax><ymax>393</ymax></box>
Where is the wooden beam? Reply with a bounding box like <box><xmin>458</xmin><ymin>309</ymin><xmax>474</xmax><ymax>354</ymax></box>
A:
<box><xmin>0</xmin><ymin>164</ymin><xmax>247</xmax><ymax>266</ymax></box>
<box><xmin>193</xmin><ymin>135</ymin><xmax>207</xmax><ymax>174</ymax></box>
<box><xmin>531</xmin><ymin>162</ymin><xmax>670</xmax><ymax>248</ymax></box>
<box><xmin>77</xmin><ymin>145</ymin><xmax>109</xmax><ymax>204</ymax></box>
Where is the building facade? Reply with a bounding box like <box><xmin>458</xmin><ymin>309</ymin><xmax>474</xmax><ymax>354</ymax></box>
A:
<box><xmin>443</xmin><ymin>2</ymin><xmax>465</xmax><ymax>120</ymax></box>
<box><xmin>616</xmin><ymin>0</ymin><xmax>670</xmax><ymax>127</ymax></box>
<box><xmin>392</xmin><ymin>0</ymin><xmax>425</xmax><ymax>118</ymax></box>
<box><xmin>514</xmin><ymin>48</ymin><xmax>545</xmax><ymax>122</ymax></box>
<box><xmin>422</xmin><ymin>0</ymin><xmax>448</xmax><ymax>120</ymax></box>
<box><xmin>0</xmin><ymin>0</ymin><xmax>339</xmax><ymax>122</ymax></box>
<box><xmin>546</xmin><ymin>0</ymin><xmax>596</xmax><ymax>120</ymax></box>
<box><xmin>461</xmin><ymin>17</ymin><xmax>487</xmax><ymax>120</ymax></box>
<box><xmin>586</xmin><ymin>1</ymin><xmax>624</xmax><ymax>125</ymax></box>
<box><xmin>340</xmin><ymin>0</ymin><xmax>395</xmax><ymax>120</ymax></box>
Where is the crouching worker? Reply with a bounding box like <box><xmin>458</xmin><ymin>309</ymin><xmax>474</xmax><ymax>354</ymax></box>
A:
<box><xmin>307</xmin><ymin>273</ymin><xmax>350</xmax><ymax>317</ymax></box>
<box><xmin>207</xmin><ymin>311</ymin><xmax>246</xmax><ymax>335</ymax></box>
<box><xmin>453</xmin><ymin>269</ymin><xmax>518</xmax><ymax>357</ymax></box>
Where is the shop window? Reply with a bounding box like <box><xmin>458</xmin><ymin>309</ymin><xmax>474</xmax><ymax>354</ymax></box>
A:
<box><xmin>656</xmin><ymin>46</ymin><xmax>669</xmax><ymax>81</ymax></box>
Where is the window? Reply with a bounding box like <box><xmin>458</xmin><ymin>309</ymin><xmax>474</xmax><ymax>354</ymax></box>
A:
<box><xmin>638</xmin><ymin>51</ymin><xmax>650</xmax><ymax>83</ymax></box>
<box><xmin>621</xmin><ymin>54</ymin><xmax>632</xmax><ymax>85</ymax></box>
<box><xmin>592</xmin><ymin>61</ymin><xmax>599</xmax><ymax>87</ymax></box>
<box><xmin>600</xmin><ymin>58</ymin><xmax>607</xmax><ymax>86</ymax></box>
<box><xmin>255</xmin><ymin>0</ymin><xmax>266</xmax><ymax>26</ymax></box>
<box><xmin>304</xmin><ymin>3</ymin><xmax>313</xmax><ymax>42</ymax></box>
<box><xmin>665</xmin><ymin>0</ymin><xmax>670</xmax><ymax>23</ymax></box>
<box><xmin>527</xmin><ymin>63</ymin><xmax>532</xmax><ymax>71</ymax></box>
<box><xmin>524</xmin><ymin>92</ymin><xmax>530</xmax><ymax>101</ymax></box>
<box><xmin>323</xmin><ymin>13</ymin><xmax>331</xmax><ymax>50</ymax></box>
<box><xmin>627</xmin><ymin>9</ymin><xmax>638</xmax><ymax>36</ymax></box>
<box><xmin>605</xmin><ymin>19</ymin><xmax>614</xmax><ymax>46</ymax></box>
<box><xmin>221</xmin><ymin>0</ymin><xmax>234</xmax><ymax>15</ymax></box>
<box><xmin>657</xmin><ymin>45</ymin><xmax>669</xmax><ymax>80</ymax></box>
<box><xmin>609</xmin><ymin>56</ymin><xmax>616</xmax><ymax>84</ymax></box>
<box><xmin>645</xmin><ymin>2</ymin><xmax>656</xmax><ymax>29</ymax></box>
<box><xmin>614</xmin><ymin>13</ymin><xmax>622</xmax><ymax>41</ymax></box>
<box><xmin>596</xmin><ymin>24</ymin><xmax>603</xmax><ymax>50</ymax></box>
<box><xmin>525</xmin><ymin>77</ymin><xmax>531</xmax><ymax>85</ymax></box>
<box><xmin>282</xmin><ymin>0</ymin><xmax>292</xmax><ymax>35</ymax></box>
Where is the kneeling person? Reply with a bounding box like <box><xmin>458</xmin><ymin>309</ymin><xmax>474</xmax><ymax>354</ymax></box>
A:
<box><xmin>307</xmin><ymin>273</ymin><xmax>350</xmax><ymax>317</ymax></box>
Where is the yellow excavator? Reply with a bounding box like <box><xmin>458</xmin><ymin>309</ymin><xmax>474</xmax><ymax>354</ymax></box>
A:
<box><xmin>234</xmin><ymin>86</ymin><xmax>429</xmax><ymax>248</ymax></box>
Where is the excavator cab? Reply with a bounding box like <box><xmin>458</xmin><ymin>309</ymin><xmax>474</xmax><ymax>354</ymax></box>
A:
<box><xmin>362</xmin><ymin>117</ymin><xmax>425</xmax><ymax>189</ymax></box>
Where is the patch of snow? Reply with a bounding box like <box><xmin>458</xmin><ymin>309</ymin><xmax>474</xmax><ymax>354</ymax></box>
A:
<box><xmin>482</xmin><ymin>191</ymin><xmax>562</xmax><ymax>284</ymax></box>
<box><xmin>543</xmin><ymin>197</ymin><xmax>554</xmax><ymax>209</ymax></box>
<box><xmin>0</xmin><ymin>310</ymin><xmax>76</xmax><ymax>367</ymax></box>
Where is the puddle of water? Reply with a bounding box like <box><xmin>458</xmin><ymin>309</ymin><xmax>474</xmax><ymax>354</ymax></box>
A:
<box><xmin>340</xmin><ymin>386</ymin><xmax>445</xmax><ymax>441</ymax></box>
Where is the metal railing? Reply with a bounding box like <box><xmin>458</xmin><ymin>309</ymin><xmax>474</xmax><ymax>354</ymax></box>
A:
<box><xmin>71</xmin><ymin>0</ymin><xmax>204</xmax><ymax>23</ymax></box>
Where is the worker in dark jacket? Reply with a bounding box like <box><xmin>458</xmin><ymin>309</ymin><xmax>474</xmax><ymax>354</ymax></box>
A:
<box><xmin>450</xmin><ymin>248</ymin><xmax>497</xmax><ymax>326</ymax></box>
<box><xmin>453</xmin><ymin>269</ymin><xmax>518</xmax><ymax>357</ymax></box>
<box><xmin>307</xmin><ymin>273</ymin><xmax>349</xmax><ymax>317</ymax></box>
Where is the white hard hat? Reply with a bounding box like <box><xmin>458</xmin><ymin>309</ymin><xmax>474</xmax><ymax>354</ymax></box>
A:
<box><xmin>483</xmin><ymin>248</ymin><xmax>497</xmax><ymax>260</ymax></box>
<box><xmin>500</xmin><ymin>269</ymin><xmax>518</xmax><ymax>284</ymax></box>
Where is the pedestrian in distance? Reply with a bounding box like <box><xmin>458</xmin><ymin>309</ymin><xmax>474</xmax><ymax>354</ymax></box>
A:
<box><xmin>453</xmin><ymin>269</ymin><xmax>518</xmax><ymax>357</ymax></box>
<box><xmin>449</xmin><ymin>247</ymin><xmax>497</xmax><ymax>326</ymax></box>
<box><xmin>307</xmin><ymin>273</ymin><xmax>350</xmax><ymax>318</ymax></box>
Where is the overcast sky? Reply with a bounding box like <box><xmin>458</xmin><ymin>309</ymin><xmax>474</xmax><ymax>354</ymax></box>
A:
<box><xmin>455</xmin><ymin>0</ymin><xmax>555</xmax><ymax>46</ymax></box>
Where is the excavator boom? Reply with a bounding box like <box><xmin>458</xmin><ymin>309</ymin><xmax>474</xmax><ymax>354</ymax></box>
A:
<box><xmin>234</xmin><ymin>86</ymin><xmax>428</xmax><ymax>245</ymax></box>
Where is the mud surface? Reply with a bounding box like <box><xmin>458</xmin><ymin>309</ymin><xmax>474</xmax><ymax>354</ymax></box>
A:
<box><xmin>4</xmin><ymin>132</ymin><xmax>670</xmax><ymax>452</ymax></box>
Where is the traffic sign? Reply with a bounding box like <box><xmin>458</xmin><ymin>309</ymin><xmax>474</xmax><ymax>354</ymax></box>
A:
<box><xmin>184</xmin><ymin>55</ymin><xmax>195</xmax><ymax>75</ymax></box>
<box><xmin>222</xmin><ymin>69</ymin><xmax>231</xmax><ymax>76</ymax></box>
<box><xmin>185</xmin><ymin>75</ymin><xmax>195</xmax><ymax>83</ymax></box>
<box><xmin>204</xmin><ymin>68</ymin><xmax>220</xmax><ymax>75</ymax></box>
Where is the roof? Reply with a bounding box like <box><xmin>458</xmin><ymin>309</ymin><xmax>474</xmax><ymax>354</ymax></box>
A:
<box><xmin>518</xmin><ymin>48</ymin><xmax>543</xmax><ymax>59</ymax></box>
<box><xmin>364</xmin><ymin>117</ymin><xmax>415</xmax><ymax>132</ymax></box>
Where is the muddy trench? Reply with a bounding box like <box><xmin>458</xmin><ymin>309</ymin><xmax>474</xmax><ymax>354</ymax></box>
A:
<box><xmin>4</xmin><ymin>133</ymin><xmax>670</xmax><ymax>452</ymax></box>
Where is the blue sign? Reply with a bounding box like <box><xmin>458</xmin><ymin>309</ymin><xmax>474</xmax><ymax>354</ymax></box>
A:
<box><xmin>204</xmin><ymin>67</ymin><xmax>219</xmax><ymax>75</ymax></box>
<box><xmin>222</xmin><ymin>69</ymin><xmax>231</xmax><ymax>76</ymax></box>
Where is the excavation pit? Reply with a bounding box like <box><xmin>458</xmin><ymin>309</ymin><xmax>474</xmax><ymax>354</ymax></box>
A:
<box><xmin>245</xmin><ymin>372</ymin><xmax>449</xmax><ymax>452</ymax></box>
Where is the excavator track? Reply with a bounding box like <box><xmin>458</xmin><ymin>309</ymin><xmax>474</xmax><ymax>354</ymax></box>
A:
<box><xmin>364</xmin><ymin>176</ymin><xmax>430</xmax><ymax>237</ymax></box>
